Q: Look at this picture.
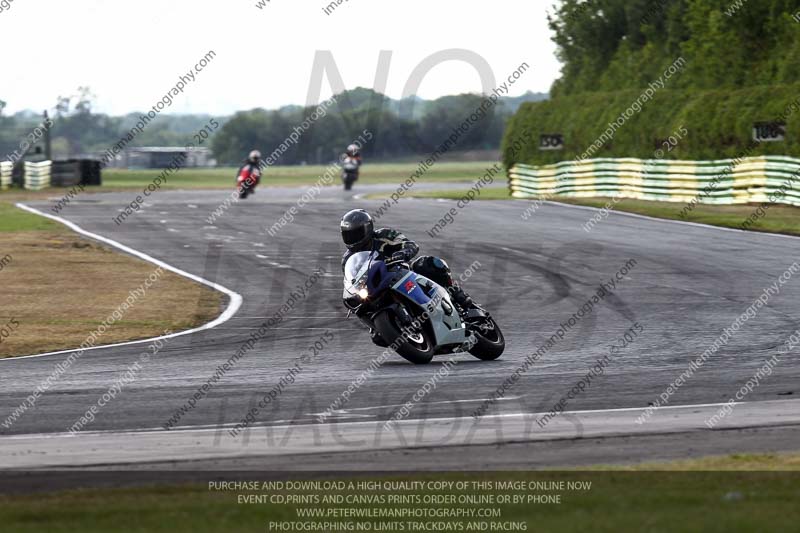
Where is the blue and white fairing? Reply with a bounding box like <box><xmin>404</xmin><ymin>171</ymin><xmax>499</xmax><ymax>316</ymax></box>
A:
<box><xmin>390</xmin><ymin>270</ymin><xmax>467</xmax><ymax>347</ymax></box>
<box><xmin>342</xmin><ymin>251</ymin><xmax>468</xmax><ymax>348</ymax></box>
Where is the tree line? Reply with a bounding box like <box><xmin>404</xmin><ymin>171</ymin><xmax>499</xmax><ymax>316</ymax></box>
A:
<box><xmin>503</xmin><ymin>0</ymin><xmax>800</xmax><ymax>166</ymax></box>
<box><xmin>549</xmin><ymin>0</ymin><xmax>800</xmax><ymax>96</ymax></box>
<box><xmin>1</xmin><ymin>87</ymin><xmax>546</xmax><ymax>165</ymax></box>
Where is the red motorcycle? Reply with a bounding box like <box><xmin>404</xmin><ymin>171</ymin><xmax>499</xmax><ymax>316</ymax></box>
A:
<box><xmin>236</xmin><ymin>162</ymin><xmax>261</xmax><ymax>199</ymax></box>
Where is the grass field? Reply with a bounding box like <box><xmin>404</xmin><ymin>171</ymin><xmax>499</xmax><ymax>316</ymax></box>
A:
<box><xmin>2</xmin><ymin>454</ymin><xmax>798</xmax><ymax>532</ymax></box>
<box><xmin>101</xmin><ymin>161</ymin><xmax>490</xmax><ymax>189</ymax></box>
<box><xmin>0</xmin><ymin>162</ymin><xmax>494</xmax><ymax>202</ymax></box>
<box><xmin>0</xmin><ymin>202</ymin><xmax>59</xmax><ymax>232</ymax></box>
<box><xmin>0</xmin><ymin>203</ymin><xmax>222</xmax><ymax>357</ymax></box>
<box><xmin>400</xmin><ymin>186</ymin><xmax>800</xmax><ymax>237</ymax></box>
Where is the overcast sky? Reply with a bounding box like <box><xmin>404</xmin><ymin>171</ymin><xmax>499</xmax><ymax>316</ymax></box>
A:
<box><xmin>0</xmin><ymin>0</ymin><xmax>562</xmax><ymax>116</ymax></box>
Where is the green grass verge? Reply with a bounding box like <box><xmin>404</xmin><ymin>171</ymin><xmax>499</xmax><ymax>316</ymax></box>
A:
<box><xmin>100</xmin><ymin>161</ymin><xmax>493</xmax><ymax>190</ymax></box>
<box><xmin>399</xmin><ymin>185</ymin><xmax>800</xmax><ymax>237</ymax></box>
<box><xmin>399</xmin><ymin>186</ymin><xmax>513</xmax><ymax>201</ymax></box>
<box><xmin>0</xmin><ymin>162</ymin><xmax>494</xmax><ymax>202</ymax></box>
<box><xmin>0</xmin><ymin>202</ymin><xmax>58</xmax><ymax>232</ymax></box>
<box><xmin>2</xmin><ymin>457</ymin><xmax>799</xmax><ymax>532</ymax></box>
<box><xmin>0</xmin><ymin>203</ymin><xmax>223</xmax><ymax>357</ymax></box>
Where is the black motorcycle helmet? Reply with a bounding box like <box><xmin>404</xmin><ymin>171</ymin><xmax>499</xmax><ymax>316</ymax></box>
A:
<box><xmin>341</xmin><ymin>209</ymin><xmax>374</xmax><ymax>250</ymax></box>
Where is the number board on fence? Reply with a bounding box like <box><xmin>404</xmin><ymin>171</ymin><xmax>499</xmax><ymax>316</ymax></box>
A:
<box><xmin>539</xmin><ymin>134</ymin><xmax>564</xmax><ymax>151</ymax></box>
<box><xmin>753</xmin><ymin>122</ymin><xmax>786</xmax><ymax>142</ymax></box>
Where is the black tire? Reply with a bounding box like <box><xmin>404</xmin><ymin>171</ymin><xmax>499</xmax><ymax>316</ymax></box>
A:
<box><xmin>374</xmin><ymin>311</ymin><xmax>434</xmax><ymax>365</ymax></box>
<box><xmin>468</xmin><ymin>317</ymin><xmax>505</xmax><ymax>361</ymax></box>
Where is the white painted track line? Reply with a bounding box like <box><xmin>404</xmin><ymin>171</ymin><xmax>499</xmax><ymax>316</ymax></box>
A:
<box><xmin>2</xmin><ymin>399</ymin><xmax>798</xmax><ymax>469</ymax></box>
<box><xmin>4</xmin><ymin>203</ymin><xmax>243</xmax><ymax>361</ymax></box>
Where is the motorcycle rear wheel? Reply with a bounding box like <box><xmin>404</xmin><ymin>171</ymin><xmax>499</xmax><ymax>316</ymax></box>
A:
<box><xmin>374</xmin><ymin>311</ymin><xmax>434</xmax><ymax>365</ymax></box>
<box><xmin>468</xmin><ymin>317</ymin><xmax>505</xmax><ymax>360</ymax></box>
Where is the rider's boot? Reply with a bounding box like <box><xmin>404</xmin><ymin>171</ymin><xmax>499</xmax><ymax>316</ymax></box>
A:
<box><xmin>448</xmin><ymin>285</ymin><xmax>481</xmax><ymax>316</ymax></box>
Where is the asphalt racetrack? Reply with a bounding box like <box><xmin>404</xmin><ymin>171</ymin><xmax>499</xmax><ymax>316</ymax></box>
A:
<box><xmin>2</xmin><ymin>183</ymin><xmax>800</xmax><ymax>471</ymax></box>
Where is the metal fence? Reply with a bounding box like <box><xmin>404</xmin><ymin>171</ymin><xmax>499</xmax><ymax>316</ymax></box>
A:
<box><xmin>508</xmin><ymin>156</ymin><xmax>800</xmax><ymax>207</ymax></box>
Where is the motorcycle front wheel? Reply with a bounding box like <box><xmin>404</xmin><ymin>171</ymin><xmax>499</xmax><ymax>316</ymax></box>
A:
<box><xmin>468</xmin><ymin>317</ymin><xmax>505</xmax><ymax>361</ymax></box>
<box><xmin>374</xmin><ymin>311</ymin><xmax>434</xmax><ymax>365</ymax></box>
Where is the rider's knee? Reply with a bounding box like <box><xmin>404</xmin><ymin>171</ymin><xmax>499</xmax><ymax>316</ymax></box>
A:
<box><xmin>411</xmin><ymin>256</ymin><xmax>452</xmax><ymax>287</ymax></box>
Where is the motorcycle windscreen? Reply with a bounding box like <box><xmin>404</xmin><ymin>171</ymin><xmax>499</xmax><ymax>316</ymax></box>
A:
<box><xmin>343</xmin><ymin>251</ymin><xmax>378</xmax><ymax>296</ymax></box>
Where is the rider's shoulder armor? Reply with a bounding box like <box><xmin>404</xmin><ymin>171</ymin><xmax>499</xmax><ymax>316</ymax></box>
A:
<box><xmin>374</xmin><ymin>227</ymin><xmax>402</xmax><ymax>240</ymax></box>
<box><xmin>342</xmin><ymin>228</ymin><xmax>417</xmax><ymax>271</ymax></box>
<box><xmin>374</xmin><ymin>228</ymin><xmax>408</xmax><ymax>251</ymax></box>
<box><xmin>374</xmin><ymin>228</ymin><xmax>418</xmax><ymax>259</ymax></box>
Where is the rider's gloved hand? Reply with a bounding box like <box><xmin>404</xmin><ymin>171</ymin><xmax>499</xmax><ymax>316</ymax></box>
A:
<box><xmin>386</xmin><ymin>251</ymin><xmax>408</xmax><ymax>266</ymax></box>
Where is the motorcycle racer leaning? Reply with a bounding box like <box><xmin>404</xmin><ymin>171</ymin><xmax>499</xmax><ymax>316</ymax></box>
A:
<box><xmin>236</xmin><ymin>150</ymin><xmax>262</xmax><ymax>199</ymax></box>
<box><xmin>340</xmin><ymin>209</ymin><xmax>479</xmax><ymax>344</ymax></box>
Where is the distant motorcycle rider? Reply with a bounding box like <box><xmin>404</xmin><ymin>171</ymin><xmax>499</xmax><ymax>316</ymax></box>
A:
<box><xmin>236</xmin><ymin>150</ymin><xmax>262</xmax><ymax>199</ymax></box>
<box><xmin>342</xmin><ymin>144</ymin><xmax>363</xmax><ymax>164</ymax></box>
<box><xmin>340</xmin><ymin>144</ymin><xmax>362</xmax><ymax>191</ymax></box>
<box><xmin>340</xmin><ymin>209</ymin><xmax>478</xmax><ymax>315</ymax></box>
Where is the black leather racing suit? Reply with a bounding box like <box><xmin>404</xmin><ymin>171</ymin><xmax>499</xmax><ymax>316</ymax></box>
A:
<box><xmin>341</xmin><ymin>227</ymin><xmax>474</xmax><ymax>307</ymax></box>
<box><xmin>342</xmin><ymin>228</ymin><xmax>475</xmax><ymax>346</ymax></box>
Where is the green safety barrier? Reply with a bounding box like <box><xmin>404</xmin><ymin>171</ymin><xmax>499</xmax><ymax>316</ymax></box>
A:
<box><xmin>508</xmin><ymin>156</ymin><xmax>800</xmax><ymax>207</ymax></box>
